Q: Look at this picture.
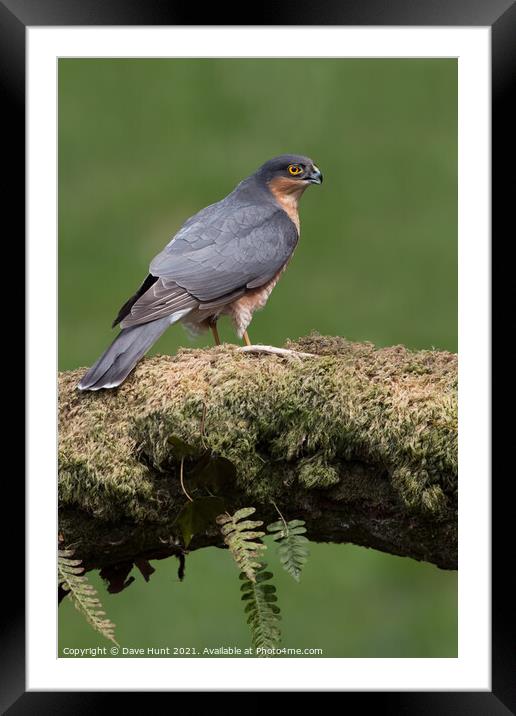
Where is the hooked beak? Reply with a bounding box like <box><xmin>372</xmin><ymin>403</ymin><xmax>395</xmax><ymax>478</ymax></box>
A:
<box><xmin>307</xmin><ymin>165</ymin><xmax>323</xmax><ymax>185</ymax></box>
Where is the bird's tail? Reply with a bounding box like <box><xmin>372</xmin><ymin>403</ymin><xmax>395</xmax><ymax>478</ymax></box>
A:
<box><xmin>77</xmin><ymin>313</ymin><xmax>184</xmax><ymax>391</ymax></box>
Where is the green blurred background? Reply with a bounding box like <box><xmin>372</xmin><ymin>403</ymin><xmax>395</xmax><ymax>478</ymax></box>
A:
<box><xmin>58</xmin><ymin>59</ymin><xmax>457</xmax><ymax>657</ymax></box>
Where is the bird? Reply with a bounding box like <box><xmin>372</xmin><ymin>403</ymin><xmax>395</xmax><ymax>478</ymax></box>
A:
<box><xmin>77</xmin><ymin>153</ymin><xmax>323</xmax><ymax>391</ymax></box>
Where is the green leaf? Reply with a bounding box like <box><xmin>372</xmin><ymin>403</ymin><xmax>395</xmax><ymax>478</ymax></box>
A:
<box><xmin>58</xmin><ymin>548</ymin><xmax>118</xmax><ymax>645</ymax></box>
<box><xmin>266</xmin><ymin>517</ymin><xmax>310</xmax><ymax>582</ymax></box>
<box><xmin>187</xmin><ymin>455</ymin><xmax>236</xmax><ymax>493</ymax></box>
<box><xmin>239</xmin><ymin>563</ymin><xmax>281</xmax><ymax>652</ymax></box>
<box><xmin>177</xmin><ymin>496</ymin><xmax>225</xmax><ymax>547</ymax></box>
<box><xmin>233</xmin><ymin>507</ymin><xmax>259</xmax><ymax>521</ymax></box>
<box><xmin>217</xmin><ymin>506</ymin><xmax>267</xmax><ymax>582</ymax></box>
<box><xmin>167</xmin><ymin>435</ymin><xmax>198</xmax><ymax>459</ymax></box>
<box><xmin>284</xmin><ymin>519</ymin><xmax>306</xmax><ymax>529</ymax></box>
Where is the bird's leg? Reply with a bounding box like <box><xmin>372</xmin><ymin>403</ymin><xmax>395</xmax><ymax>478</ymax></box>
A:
<box><xmin>210</xmin><ymin>323</ymin><xmax>221</xmax><ymax>346</ymax></box>
<box><xmin>243</xmin><ymin>330</ymin><xmax>252</xmax><ymax>347</ymax></box>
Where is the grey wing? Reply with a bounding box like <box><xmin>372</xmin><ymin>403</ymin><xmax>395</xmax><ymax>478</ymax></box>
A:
<box><xmin>120</xmin><ymin>200</ymin><xmax>298</xmax><ymax>328</ymax></box>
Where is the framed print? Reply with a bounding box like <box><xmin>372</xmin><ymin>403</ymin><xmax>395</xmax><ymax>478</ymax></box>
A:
<box><xmin>4</xmin><ymin>0</ymin><xmax>512</xmax><ymax>708</ymax></box>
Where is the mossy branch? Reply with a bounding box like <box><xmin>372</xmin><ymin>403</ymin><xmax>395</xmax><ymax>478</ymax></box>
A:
<box><xmin>58</xmin><ymin>334</ymin><xmax>457</xmax><ymax>572</ymax></box>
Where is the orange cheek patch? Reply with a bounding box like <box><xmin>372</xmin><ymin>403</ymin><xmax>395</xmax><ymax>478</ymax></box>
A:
<box><xmin>268</xmin><ymin>176</ymin><xmax>307</xmax><ymax>195</ymax></box>
<box><xmin>267</xmin><ymin>177</ymin><xmax>307</xmax><ymax>233</ymax></box>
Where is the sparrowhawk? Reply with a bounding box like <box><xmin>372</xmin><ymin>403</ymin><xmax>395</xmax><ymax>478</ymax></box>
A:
<box><xmin>78</xmin><ymin>154</ymin><xmax>323</xmax><ymax>390</ymax></box>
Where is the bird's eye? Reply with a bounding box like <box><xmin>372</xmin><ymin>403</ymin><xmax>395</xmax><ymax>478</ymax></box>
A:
<box><xmin>288</xmin><ymin>164</ymin><xmax>303</xmax><ymax>176</ymax></box>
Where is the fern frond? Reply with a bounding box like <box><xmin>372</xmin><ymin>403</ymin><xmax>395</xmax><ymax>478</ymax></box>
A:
<box><xmin>267</xmin><ymin>518</ymin><xmax>309</xmax><ymax>582</ymax></box>
<box><xmin>240</xmin><ymin>563</ymin><xmax>281</xmax><ymax>652</ymax></box>
<box><xmin>58</xmin><ymin>548</ymin><xmax>118</xmax><ymax>645</ymax></box>
<box><xmin>216</xmin><ymin>507</ymin><xmax>266</xmax><ymax>582</ymax></box>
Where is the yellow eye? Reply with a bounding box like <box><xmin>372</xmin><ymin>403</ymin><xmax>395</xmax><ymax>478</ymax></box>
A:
<box><xmin>288</xmin><ymin>164</ymin><xmax>303</xmax><ymax>176</ymax></box>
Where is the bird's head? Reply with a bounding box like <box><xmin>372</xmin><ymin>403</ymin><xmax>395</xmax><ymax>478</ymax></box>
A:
<box><xmin>257</xmin><ymin>154</ymin><xmax>323</xmax><ymax>195</ymax></box>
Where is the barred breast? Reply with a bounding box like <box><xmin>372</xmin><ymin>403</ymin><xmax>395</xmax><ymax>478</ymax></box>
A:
<box><xmin>223</xmin><ymin>263</ymin><xmax>290</xmax><ymax>337</ymax></box>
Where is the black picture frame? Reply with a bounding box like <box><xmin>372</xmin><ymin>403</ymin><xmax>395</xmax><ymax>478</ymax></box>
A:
<box><xmin>4</xmin><ymin>0</ymin><xmax>511</xmax><ymax>710</ymax></box>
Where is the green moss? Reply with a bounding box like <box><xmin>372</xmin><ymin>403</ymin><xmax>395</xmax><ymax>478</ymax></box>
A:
<box><xmin>298</xmin><ymin>456</ymin><xmax>341</xmax><ymax>489</ymax></box>
<box><xmin>58</xmin><ymin>334</ymin><xmax>457</xmax><ymax>524</ymax></box>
